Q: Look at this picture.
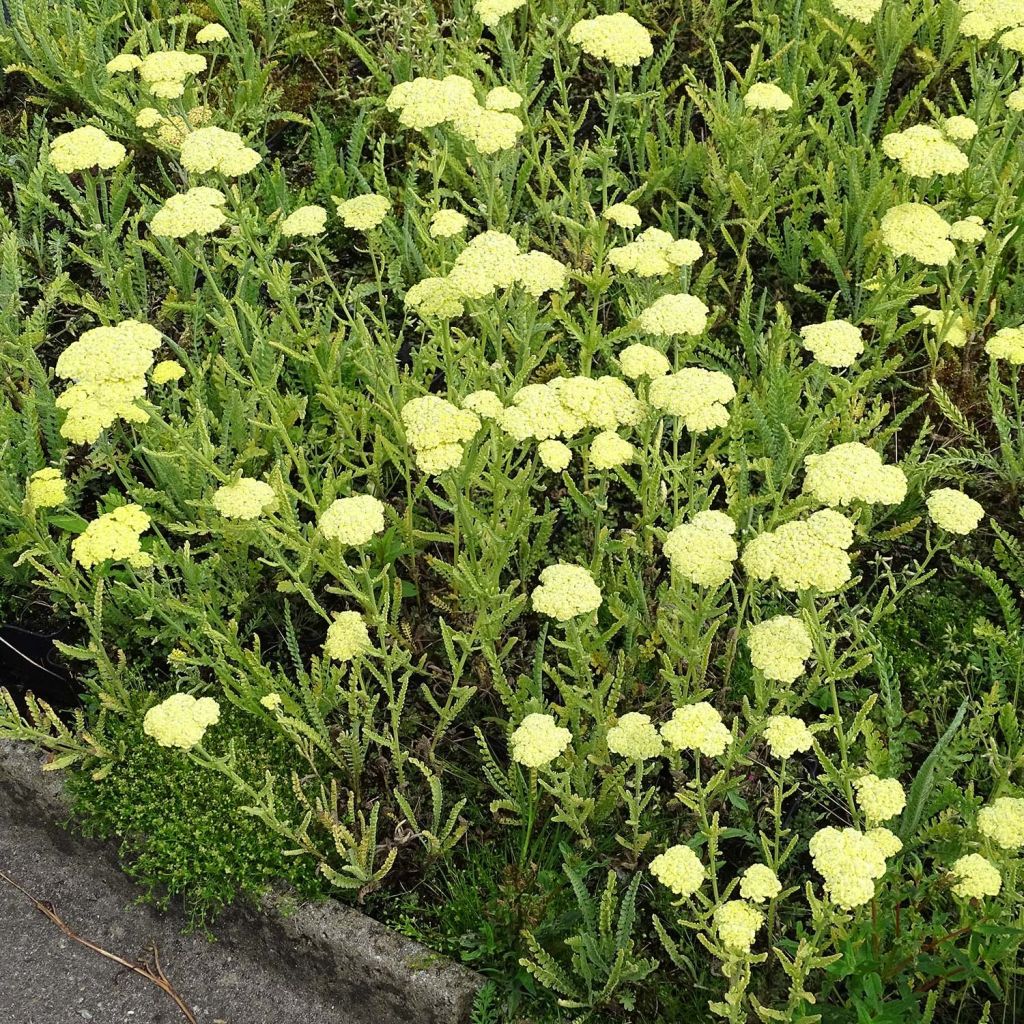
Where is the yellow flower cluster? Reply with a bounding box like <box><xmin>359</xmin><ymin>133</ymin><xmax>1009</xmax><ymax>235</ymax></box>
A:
<box><xmin>212</xmin><ymin>478</ymin><xmax>276</xmax><ymax>520</ymax></box>
<box><xmin>714</xmin><ymin>900</ymin><xmax>764</xmax><ymax>953</ymax></box>
<box><xmin>603</xmin><ymin>202</ymin><xmax>642</xmax><ymax>228</ymax></box>
<box><xmin>499</xmin><ymin>375</ymin><xmax>642</xmax><ymax>441</ymax></box>
<box><xmin>853</xmin><ymin>774</ymin><xmax>907</xmax><ymax>823</ymax></box>
<box><xmin>802</xmin><ymin>442</ymin><xmax>907</xmax><ymax>507</ymax></box>
<box><xmin>881</xmin><ymin>203</ymin><xmax>955</xmax><ymax>265</ymax></box>
<box><xmin>485</xmin><ymin>86</ymin><xmax>522</xmax><ymax>111</ymax></box>
<box><xmin>958</xmin><ymin>0</ymin><xmax>1024</xmax><ymax>39</ymax></box>
<box><xmin>763</xmin><ymin>715</ymin><xmax>814</xmax><ymax>759</ymax></box>
<box><xmin>744</xmin><ymin>83</ymin><xmax>793</xmax><ymax>112</ymax></box>
<box><xmin>401</xmin><ymin>395</ymin><xmax>481</xmax><ymax>473</ymax></box>
<box><xmin>538</xmin><ymin>440</ymin><xmax>572</xmax><ymax>471</ymax></box>
<box><xmin>944</xmin><ymin>115</ymin><xmax>979</xmax><ymax>139</ymax></box>
<box><xmin>143</xmin><ymin>693</ymin><xmax>220</xmax><ymax>749</ymax></box>
<box><xmin>618</xmin><ymin>344</ymin><xmax>670</xmax><ymax>379</ymax></box>
<box><xmin>881</xmin><ymin>125</ymin><xmax>968</xmax><ymax>177</ymax></box>
<box><xmin>514</xmin><ymin>250</ymin><xmax>569</xmax><ymax>297</ymax></box>
<box><xmin>985</xmin><ymin>325</ymin><xmax>1024</xmax><ymax>362</ymax></box>
<box><xmin>139</xmin><ymin>51</ymin><xmax>207</xmax><ymax>98</ymax></box>
<box><xmin>180</xmin><ymin>127</ymin><xmax>260</xmax><ymax>176</ymax></box>
<box><xmin>662</xmin><ymin>510</ymin><xmax>738</xmax><ymax>587</ymax></box>
<box><xmin>977</xmin><ymin>796</ymin><xmax>1024</xmax><ymax>849</ymax></box>
<box><xmin>949</xmin><ymin>853</ymin><xmax>1001</xmax><ymax>898</ymax></box>
<box><xmin>71</xmin><ymin>504</ymin><xmax>151</xmax><ymax>569</ymax></box>
<box><xmin>196</xmin><ymin>22</ymin><xmax>230</xmax><ymax>43</ymax></box>
<box><xmin>607</xmin><ymin>711</ymin><xmax>663</xmax><ymax>759</ymax></box>
<box><xmin>335</xmin><ymin>193</ymin><xmax>391</xmax><ymax>231</ymax></box>
<box><xmin>661</xmin><ymin>702</ymin><xmax>732</xmax><ymax>756</ymax></box>
<box><xmin>913</xmin><ymin>306</ymin><xmax>968</xmax><ymax>348</ymax></box>
<box><xmin>54</xmin><ymin>319</ymin><xmax>161</xmax><ymax>443</ymax></box>
<box><xmin>590</xmin><ymin>431</ymin><xmax>635</xmax><ymax>469</ymax></box>
<box><xmin>429</xmin><ymin>209</ymin><xmax>469</xmax><ymax>238</ymax></box>
<box><xmin>747</xmin><ymin>615</ymin><xmax>813</xmax><ymax>683</ymax></box>
<box><xmin>831</xmin><ymin>0</ymin><xmax>882</xmax><ymax>21</ymax></box>
<box><xmin>281</xmin><ymin>205</ymin><xmax>327</xmax><ymax>237</ymax></box>
<box><xmin>151</xmin><ymin>187</ymin><xmax>227</xmax><ymax>238</ymax></box>
<box><xmin>50</xmin><ymin>126</ymin><xmax>126</xmax><ymax>174</ymax></box>
<box><xmin>106</xmin><ymin>53</ymin><xmax>142</xmax><ymax>74</ymax></box>
<box><xmin>568</xmin><ymin>12</ymin><xmax>654</xmax><ymax>67</ymax></box>
<box><xmin>26</xmin><ymin>468</ymin><xmax>66</xmax><ymax>510</ymax></box>
<box><xmin>319</xmin><ymin>494</ymin><xmax>387</xmax><ymax>544</ymax></box>
<box><xmin>509</xmin><ymin>713</ymin><xmax>572</xmax><ymax>768</ymax></box>
<box><xmin>950</xmin><ymin>215</ymin><xmax>986</xmax><ymax>243</ymax></box>
<box><xmin>809</xmin><ymin>826</ymin><xmax>897</xmax><ymax>909</ymax></box>
<box><xmin>138</xmin><ymin>105</ymin><xmax>213</xmax><ymax>147</ymax></box>
<box><xmin>324</xmin><ymin>611</ymin><xmax>372</xmax><ymax>662</ymax></box>
<box><xmin>742</xmin><ymin>509</ymin><xmax>855</xmax><ymax>592</ymax></box>
<box><xmin>532</xmin><ymin>563</ymin><xmax>602</xmax><ymax>621</ymax></box>
<box><xmin>607</xmin><ymin>228</ymin><xmax>702</xmax><ymax>277</ymax></box>
<box><xmin>926</xmin><ymin>487</ymin><xmax>984</xmax><ymax>534</ymax></box>
<box><xmin>638</xmin><ymin>293</ymin><xmax>709</xmax><ymax>337</ymax></box>
<box><xmin>1009</xmin><ymin>87</ymin><xmax>1024</xmax><ymax>111</ymax></box>
<box><xmin>462</xmin><ymin>390</ymin><xmax>504</xmax><ymax>419</ymax></box>
<box><xmin>799</xmin><ymin>319</ymin><xmax>864</xmax><ymax>367</ymax></box>
<box><xmin>739</xmin><ymin>864</ymin><xmax>782</xmax><ymax>903</ymax></box>
<box><xmin>649</xmin><ymin>844</ymin><xmax>705</xmax><ymax>896</ymax></box>
<box><xmin>649</xmin><ymin>368</ymin><xmax>736</xmax><ymax>432</ymax></box>
<box><xmin>151</xmin><ymin>359</ymin><xmax>185</xmax><ymax>385</ymax></box>
<box><xmin>386</xmin><ymin>75</ymin><xmax>524</xmax><ymax>153</ymax></box>
<box><xmin>473</xmin><ymin>0</ymin><xmax>526</xmax><ymax>26</ymax></box>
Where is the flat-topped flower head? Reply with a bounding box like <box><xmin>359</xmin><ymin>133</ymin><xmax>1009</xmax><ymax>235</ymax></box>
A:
<box><xmin>281</xmin><ymin>205</ymin><xmax>327</xmax><ymax>238</ymax></box>
<box><xmin>196</xmin><ymin>22</ymin><xmax>230</xmax><ymax>43</ymax></box>
<box><xmin>510</xmin><ymin>713</ymin><xmax>571</xmax><ymax>768</ymax></box>
<box><xmin>569</xmin><ymin>12</ymin><xmax>654</xmax><ymax>66</ymax></box>
<box><xmin>607</xmin><ymin>711</ymin><xmax>663</xmax><ymax>759</ymax></box>
<box><xmin>401</xmin><ymin>395</ymin><xmax>481</xmax><ymax>473</ymax></box>
<box><xmin>324</xmin><ymin>611</ymin><xmax>372</xmax><ymax>663</ymax></box>
<box><xmin>978</xmin><ymin>796</ymin><xmax>1024</xmax><ymax>849</ymax></box>
<box><xmin>212</xmin><ymin>478</ymin><xmax>276</xmax><ymax>520</ymax></box>
<box><xmin>986</xmin><ymin>325</ymin><xmax>1024</xmax><ymax>363</ymax></box>
<box><xmin>473</xmin><ymin>0</ymin><xmax>527</xmax><ymax>27</ymax></box>
<box><xmin>881</xmin><ymin>203</ymin><xmax>955</xmax><ymax>265</ymax></box>
<box><xmin>106</xmin><ymin>53</ymin><xmax>142</xmax><ymax>74</ymax></box>
<box><xmin>143</xmin><ymin>693</ymin><xmax>220</xmax><ymax>749</ymax></box>
<box><xmin>151</xmin><ymin>360</ymin><xmax>185</xmax><ymax>385</ymax></box>
<box><xmin>50</xmin><ymin>126</ymin><xmax>126</xmax><ymax>173</ymax></box>
<box><xmin>319</xmin><ymin>495</ymin><xmax>387</xmax><ymax>545</ymax></box>
<box><xmin>748</xmin><ymin>615</ymin><xmax>813</xmax><ymax>682</ymax></box>
<box><xmin>532</xmin><ymin>563</ymin><xmax>602</xmax><ymax>621</ymax></box>
<box><xmin>950</xmin><ymin>853</ymin><xmax>1001</xmax><ymax>899</ymax></box>
<box><xmin>854</xmin><ymin>774</ymin><xmax>907</xmax><ymax>823</ymax></box>
<box><xmin>499</xmin><ymin>376</ymin><xmax>641</xmax><ymax>442</ymax></box>
<box><xmin>715</xmin><ymin>900</ymin><xmax>764</xmax><ymax>952</ymax></box>
<box><xmin>744</xmin><ymin>83</ymin><xmax>793</xmax><ymax>111</ymax></box>
<box><xmin>763</xmin><ymin>715</ymin><xmax>814</xmax><ymax>759</ymax></box>
<box><xmin>958</xmin><ymin>0</ymin><xmax>1024</xmax><ymax>40</ymax></box>
<box><xmin>649</xmin><ymin>368</ymin><xmax>735</xmax><ymax>432</ymax></box>
<box><xmin>663</xmin><ymin>511</ymin><xmax>738</xmax><ymax>587</ymax></box>
<box><xmin>742</xmin><ymin>509</ymin><xmax>855</xmax><ymax>592</ymax></box>
<box><xmin>800</xmin><ymin>320</ymin><xmax>864</xmax><ymax>368</ymax></box>
<box><xmin>485</xmin><ymin>86</ymin><xmax>522</xmax><ymax>111</ymax></box>
<box><xmin>950</xmin><ymin>216</ymin><xmax>986</xmax><ymax>243</ymax></box>
<box><xmin>803</xmin><ymin>442</ymin><xmax>907</xmax><ymax>507</ymax></box>
<box><xmin>926</xmin><ymin>487</ymin><xmax>984</xmax><ymax>534</ymax></box>
<box><xmin>335</xmin><ymin>193</ymin><xmax>391</xmax><ymax>231</ymax></box>
<box><xmin>661</xmin><ymin>702</ymin><xmax>731</xmax><ymax>757</ymax></box>
<box><xmin>649</xmin><ymin>844</ymin><xmax>704</xmax><ymax>896</ymax></box>
<box><xmin>619</xmin><ymin>344</ymin><xmax>670</xmax><ymax>379</ymax></box>
<box><xmin>26</xmin><ymin>468</ymin><xmax>67</xmax><ymax>510</ymax></box>
<box><xmin>882</xmin><ymin>125</ymin><xmax>968</xmax><ymax>177</ymax></box>
<box><xmin>72</xmin><ymin>504</ymin><xmax>151</xmax><ymax>569</ymax></box>
<box><xmin>462</xmin><ymin>390</ymin><xmax>503</xmax><ymax>419</ymax></box>
<box><xmin>944</xmin><ymin>115</ymin><xmax>979</xmax><ymax>139</ymax></box>
<box><xmin>429</xmin><ymin>209</ymin><xmax>469</xmax><ymax>238</ymax></box>
<box><xmin>638</xmin><ymin>293</ymin><xmax>709</xmax><ymax>337</ymax></box>
<box><xmin>151</xmin><ymin>187</ymin><xmax>227</xmax><ymax>238</ymax></box>
<box><xmin>538</xmin><ymin>439</ymin><xmax>572</xmax><ymax>472</ymax></box>
<box><xmin>603</xmin><ymin>202</ymin><xmax>642</xmax><ymax>228</ymax></box>
<box><xmin>809</xmin><ymin>826</ymin><xmax>894</xmax><ymax>909</ymax></box>
<box><xmin>514</xmin><ymin>250</ymin><xmax>568</xmax><ymax>297</ymax></box>
<box><xmin>831</xmin><ymin>0</ymin><xmax>883</xmax><ymax>20</ymax></box>
<box><xmin>608</xmin><ymin>228</ymin><xmax>702</xmax><ymax>277</ymax></box>
<box><xmin>589</xmin><ymin>431</ymin><xmax>634</xmax><ymax>469</ymax></box>
<box><xmin>139</xmin><ymin>51</ymin><xmax>206</xmax><ymax>97</ymax></box>
<box><xmin>739</xmin><ymin>864</ymin><xmax>782</xmax><ymax>903</ymax></box>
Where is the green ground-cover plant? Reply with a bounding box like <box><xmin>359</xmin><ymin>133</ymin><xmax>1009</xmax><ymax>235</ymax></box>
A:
<box><xmin>1</xmin><ymin>0</ymin><xmax>1024</xmax><ymax>1020</ymax></box>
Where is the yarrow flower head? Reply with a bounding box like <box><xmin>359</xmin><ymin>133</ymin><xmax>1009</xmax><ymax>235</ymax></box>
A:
<box><xmin>335</xmin><ymin>193</ymin><xmax>391</xmax><ymax>231</ymax></box>
<box><xmin>151</xmin><ymin>360</ymin><xmax>185</xmax><ymax>385</ymax></box>
<box><xmin>763</xmin><ymin>715</ymin><xmax>814</xmax><ymax>759</ymax></box>
<box><xmin>977</xmin><ymin>796</ymin><xmax>1024</xmax><ymax>849</ymax></box>
<box><xmin>212</xmin><ymin>478</ymin><xmax>276</xmax><ymax>520</ymax></box>
<box><xmin>281</xmin><ymin>205</ymin><xmax>327</xmax><ymax>237</ymax></box>
<box><xmin>831</xmin><ymin>0</ymin><xmax>883</xmax><ymax>21</ymax></box>
<box><xmin>514</xmin><ymin>250</ymin><xmax>569</xmax><ymax>297</ymax></box>
<box><xmin>950</xmin><ymin>215</ymin><xmax>986</xmax><ymax>243</ymax></box>
<box><xmin>568</xmin><ymin>12</ymin><xmax>654</xmax><ymax>67</ymax></box>
<box><xmin>661</xmin><ymin>702</ymin><xmax>732</xmax><ymax>757</ymax></box>
<box><xmin>1009</xmin><ymin>87</ymin><xmax>1024</xmax><ymax>111</ymax></box>
<box><xmin>324</xmin><ymin>611</ymin><xmax>372</xmax><ymax>663</ymax></box>
<box><xmin>943</xmin><ymin>115</ymin><xmax>979</xmax><ymax>139</ymax></box>
<box><xmin>532</xmin><ymin>563</ymin><xmax>602</xmax><ymax>621</ymax></box>
<box><xmin>180</xmin><ymin>127</ymin><xmax>260</xmax><ymax>176</ymax></box>
<box><xmin>714</xmin><ymin>900</ymin><xmax>764</xmax><ymax>952</ymax></box>
<box><xmin>196</xmin><ymin>22</ymin><xmax>230</xmax><ymax>43</ymax></box>
<box><xmin>742</xmin><ymin>509</ymin><xmax>855</xmax><ymax>592</ymax></box>
<box><xmin>881</xmin><ymin>203</ymin><xmax>955</xmax><ymax>266</ymax></box>
<box><xmin>663</xmin><ymin>510</ymin><xmax>738</xmax><ymax>587</ymax></box>
<box><xmin>985</xmin><ymin>325</ymin><xmax>1024</xmax><ymax>363</ymax></box>
<box><xmin>462</xmin><ymin>390</ymin><xmax>504</xmax><ymax>419</ymax></box>
<box><xmin>809</xmin><ymin>826</ymin><xmax>895</xmax><ymax>909</ymax></box>
<box><xmin>803</xmin><ymin>442</ymin><xmax>908</xmax><ymax>507</ymax></box>
<box><xmin>854</xmin><ymin>774</ymin><xmax>907</xmax><ymax>823</ymax></box>
<box><xmin>538</xmin><ymin>439</ymin><xmax>573</xmax><ymax>471</ymax></box>
<box><xmin>319</xmin><ymin>495</ymin><xmax>387</xmax><ymax>545</ymax></box>
<box><xmin>510</xmin><ymin>713</ymin><xmax>572</xmax><ymax>768</ymax></box>
<box><xmin>607</xmin><ymin>228</ymin><xmax>702</xmax><ymax>277</ymax></box>
<box><xmin>949</xmin><ymin>853</ymin><xmax>1001</xmax><ymax>899</ymax></box>
<box><xmin>618</xmin><ymin>344</ymin><xmax>670</xmax><ymax>379</ymax></box>
<box><xmin>638</xmin><ymin>293</ymin><xmax>709</xmax><ymax>337</ymax></box>
<box><xmin>881</xmin><ymin>125</ymin><xmax>969</xmax><ymax>177</ymax></box>
<box><xmin>649</xmin><ymin>368</ymin><xmax>736</xmax><ymax>432</ymax></box>
<box><xmin>151</xmin><ymin>187</ymin><xmax>227</xmax><ymax>238</ymax></box>
<box><xmin>429</xmin><ymin>209</ymin><xmax>469</xmax><ymax>239</ymax></box>
<box><xmin>926</xmin><ymin>487</ymin><xmax>984</xmax><ymax>534</ymax></box>
<box><xmin>472</xmin><ymin>0</ymin><xmax>526</xmax><ymax>26</ymax></box>
<box><xmin>589</xmin><ymin>431</ymin><xmax>634</xmax><ymax>470</ymax></box>
<box><xmin>50</xmin><ymin>126</ymin><xmax>126</xmax><ymax>174</ymax></box>
<box><xmin>748</xmin><ymin>615</ymin><xmax>813</xmax><ymax>683</ymax></box>
<box><xmin>139</xmin><ymin>51</ymin><xmax>207</xmax><ymax>98</ymax></box>
<box><xmin>607</xmin><ymin>712</ymin><xmax>663</xmax><ymax>760</ymax></box>
<box><xmin>498</xmin><ymin>376</ymin><xmax>641</xmax><ymax>442</ymax></box>
<box><xmin>740</xmin><ymin>864</ymin><xmax>782</xmax><ymax>903</ymax></box>
<box><xmin>106</xmin><ymin>53</ymin><xmax>142</xmax><ymax>74</ymax></box>
<box><xmin>649</xmin><ymin>844</ymin><xmax>704</xmax><ymax>896</ymax></box>
<box><xmin>744</xmin><ymin>83</ymin><xmax>793</xmax><ymax>112</ymax></box>
<box><xmin>958</xmin><ymin>0</ymin><xmax>1024</xmax><ymax>40</ymax></box>
<box><xmin>800</xmin><ymin>320</ymin><xmax>864</xmax><ymax>368</ymax></box>
<box><xmin>26</xmin><ymin>468</ymin><xmax>67</xmax><ymax>510</ymax></box>
<box><xmin>485</xmin><ymin>86</ymin><xmax>522</xmax><ymax>111</ymax></box>
<box><xmin>72</xmin><ymin>504</ymin><xmax>151</xmax><ymax>569</ymax></box>
<box><xmin>603</xmin><ymin>202</ymin><xmax>642</xmax><ymax>228</ymax></box>
<box><xmin>401</xmin><ymin>395</ymin><xmax>481</xmax><ymax>473</ymax></box>
<box><xmin>143</xmin><ymin>693</ymin><xmax>220</xmax><ymax>749</ymax></box>
<box><xmin>914</xmin><ymin>306</ymin><xmax>969</xmax><ymax>348</ymax></box>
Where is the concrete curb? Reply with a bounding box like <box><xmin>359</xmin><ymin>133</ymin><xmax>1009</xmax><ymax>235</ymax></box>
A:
<box><xmin>0</xmin><ymin>739</ymin><xmax>483</xmax><ymax>1024</ymax></box>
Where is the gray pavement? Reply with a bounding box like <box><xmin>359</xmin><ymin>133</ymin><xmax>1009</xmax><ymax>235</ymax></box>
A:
<box><xmin>0</xmin><ymin>801</ymin><xmax>352</xmax><ymax>1024</ymax></box>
